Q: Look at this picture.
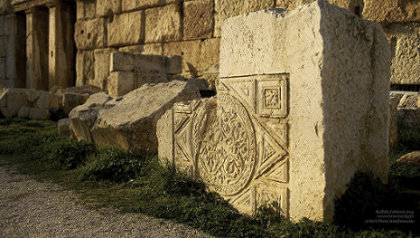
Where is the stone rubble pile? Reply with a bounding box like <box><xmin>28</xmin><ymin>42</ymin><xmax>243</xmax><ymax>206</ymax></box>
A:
<box><xmin>0</xmin><ymin>85</ymin><xmax>101</xmax><ymax>120</ymax></box>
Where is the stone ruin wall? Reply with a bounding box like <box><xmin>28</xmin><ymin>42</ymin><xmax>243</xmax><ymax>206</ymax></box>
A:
<box><xmin>0</xmin><ymin>0</ymin><xmax>419</xmax><ymax>91</ymax></box>
<box><xmin>72</xmin><ymin>0</ymin><xmax>420</xmax><ymax>91</ymax></box>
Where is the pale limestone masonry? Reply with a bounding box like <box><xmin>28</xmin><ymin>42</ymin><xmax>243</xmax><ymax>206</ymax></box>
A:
<box><xmin>104</xmin><ymin>51</ymin><xmax>182</xmax><ymax>97</ymax></box>
<box><xmin>158</xmin><ymin>1</ymin><xmax>390</xmax><ymax>222</ymax></box>
<box><xmin>0</xmin><ymin>0</ymin><xmax>419</xmax><ymax>91</ymax></box>
<box><xmin>68</xmin><ymin>79</ymin><xmax>206</xmax><ymax>152</ymax></box>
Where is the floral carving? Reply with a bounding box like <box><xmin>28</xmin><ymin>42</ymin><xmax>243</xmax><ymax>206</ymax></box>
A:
<box><xmin>193</xmin><ymin>94</ymin><xmax>256</xmax><ymax>196</ymax></box>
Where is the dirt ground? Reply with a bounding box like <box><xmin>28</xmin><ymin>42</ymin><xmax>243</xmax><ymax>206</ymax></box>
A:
<box><xmin>0</xmin><ymin>162</ymin><xmax>213</xmax><ymax>238</ymax></box>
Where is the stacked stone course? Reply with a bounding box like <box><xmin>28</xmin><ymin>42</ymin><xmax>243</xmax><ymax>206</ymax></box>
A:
<box><xmin>0</xmin><ymin>0</ymin><xmax>419</xmax><ymax>90</ymax></box>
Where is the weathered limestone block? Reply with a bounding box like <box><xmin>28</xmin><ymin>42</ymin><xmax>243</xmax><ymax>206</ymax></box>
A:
<box><xmin>91</xmin><ymin>79</ymin><xmax>206</xmax><ymax>153</ymax></box>
<box><xmin>62</xmin><ymin>92</ymin><xmax>88</xmax><ymax>114</ymax></box>
<box><xmin>163</xmin><ymin>40</ymin><xmax>201</xmax><ymax>77</ymax></box>
<box><xmin>363</xmin><ymin>0</ymin><xmax>420</xmax><ymax>23</ymax></box>
<box><xmin>0</xmin><ymin>88</ymin><xmax>28</xmax><ymax>117</ymax></box>
<box><xmin>76</xmin><ymin>50</ymin><xmax>95</xmax><ymax>86</ymax></box>
<box><xmin>69</xmin><ymin>92</ymin><xmax>112</xmax><ymax>143</ymax></box>
<box><xmin>58</xmin><ymin>118</ymin><xmax>72</xmax><ymax>137</ymax></box>
<box><xmin>163</xmin><ymin>38</ymin><xmax>220</xmax><ymax>78</ymax></box>
<box><xmin>122</xmin><ymin>0</ymin><xmax>177</xmax><ymax>11</ymax></box>
<box><xmin>183</xmin><ymin>0</ymin><xmax>214</xmax><ymax>40</ymax></box>
<box><xmin>145</xmin><ymin>4</ymin><xmax>182</xmax><ymax>43</ymax></box>
<box><xmin>94</xmin><ymin>48</ymin><xmax>117</xmax><ymax>90</ymax></box>
<box><xmin>214</xmin><ymin>0</ymin><xmax>275</xmax><ymax>37</ymax></box>
<box><xmin>96</xmin><ymin>0</ymin><xmax>121</xmax><ymax>17</ymax></box>
<box><xmin>386</xmin><ymin>25</ymin><xmax>420</xmax><ymax>85</ymax></box>
<box><xmin>199</xmin><ymin>64</ymin><xmax>219</xmax><ymax>90</ymax></box>
<box><xmin>397</xmin><ymin>151</ymin><xmax>420</xmax><ymax>166</ymax></box>
<box><xmin>161</xmin><ymin>1</ymin><xmax>390</xmax><ymax>223</ymax></box>
<box><xmin>107</xmin><ymin>71</ymin><xmax>135</xmax><ymax>97</ymax></box>
<box><xmin>63</xmin><ymin>85</ymin><xmax>102</xmax><ymax>95</ymax></box>
<box><xmin>76</xmin><ymin>1</ymin><xmax>84</xmax><ymax>20</ymax></box>
<box><xmin>25</xmin><ymin>90</ymin><xmax>59</xmax><ymax>110</ymax></box>
<box><xmin>74</xmin><ymin>18</ymin><xmax>105</xmax><ymax>50</ymax></box>
<box><xmin>119</xmin><ymin>43</ymin><xmax>163</xmax><ymax>56</ymax></box>
<box><xmin>134</xmin><ymin>70</ymin><xmax>168</xmax><ymax>87</ymax></box>
<box><xmin>107</xmin><ymin>11</ymin><xmax>143</xmax><ymax>47</ymax></box>
<box><xmin>76</xmin><ymin>0</ymin><xmax>96</xmax><ymax>20</ymax></box>
<box><xmin>398</xmin><ymin>94</ymin><xmax>418</xmax><ymax>109</ymax></box>
<box><xmin>110</xmin><ymin>52</ymin><xmax>134</xmax><ymax>72</ymax></box>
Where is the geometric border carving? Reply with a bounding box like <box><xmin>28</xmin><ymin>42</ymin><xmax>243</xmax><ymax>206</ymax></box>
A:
<box><xmin>256</xmin><ymin>75</ymin><xmax>288</xmax><ymax>118</ymax></box>
<box><xmin>219</xmin><ymin>74</ymin><xmax>289</xmax><ymax>118</ymax></box>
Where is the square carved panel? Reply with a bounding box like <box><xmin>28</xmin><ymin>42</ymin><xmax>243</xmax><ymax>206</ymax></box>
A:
<box><xmin>256</xmin><ymin>75</ymin><xmax>288</xmax><ymax>118</ymax></box>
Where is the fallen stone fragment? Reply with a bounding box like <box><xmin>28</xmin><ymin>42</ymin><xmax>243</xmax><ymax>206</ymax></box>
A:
<box><xmin>398</xmin><ymin>94</ymin><xmax>418</xmax><ymax>109</ymax></box>
<box><xmin>58</xmin><ymin>118</ymin><xmax>72</xmax><ymax>137</ymax></box>
<box><xmin>0</xmin><ymin>88</ymin><xmax>29</xmax><ymax>118</ymax></box>
<box><xmin>92</xmin><ymin>79</ymin><xmax>206</xmax><ymax>153</ymax></box>
<box><xmin>62</xmin><ymin>93</ymin><xmax>88</xmax><ymax>115</ymax></box>
<box><xmin>397</xmin><ymin>151</ymin><xmax>420</xmax><ymax>166</ymax></box>
<box><xmin>69</xmin><ymin>92</ymin><xmax>113</xmax><ymax>143</ymax></box>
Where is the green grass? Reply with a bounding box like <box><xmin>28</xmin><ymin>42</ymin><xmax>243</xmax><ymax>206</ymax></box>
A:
<box><xmin>0</xmin><ymin>118</ymin><xmax>418</xmax><ymax>237</ymax></box>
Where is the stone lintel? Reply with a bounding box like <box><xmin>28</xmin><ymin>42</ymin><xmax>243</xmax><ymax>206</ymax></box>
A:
<box><xmin>13</xmin><ymin>0</ymin><xmax>57</xmax><ymax>12</ymax></box>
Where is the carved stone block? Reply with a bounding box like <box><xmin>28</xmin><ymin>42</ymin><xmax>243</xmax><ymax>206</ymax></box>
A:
<box><xmin>158</xmin><ymin>1</ymin><xmax>391</xmax><ymax>223</ymax></box>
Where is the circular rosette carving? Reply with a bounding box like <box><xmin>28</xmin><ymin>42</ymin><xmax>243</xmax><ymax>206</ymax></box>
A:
<box><xmin>193</xmin><ymin>95</ymin><xmax>256</xmax><ymax>196</ymax></box>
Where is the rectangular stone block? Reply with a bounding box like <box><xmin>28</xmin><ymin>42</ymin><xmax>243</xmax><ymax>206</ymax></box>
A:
<box><xmin>162</xmin><ymin>1</ymin><xmax>391</xmax><ymax>223</ymax></box>
<box><xmin>96</xmin><ymin>0</ymin><xmax>121</xmax><ymax>17</ymax></box>
<box><xmin>214</xmin><ymin>0</ymin><xmax>275</xmax><ymax>37</ymax></box>
<box><xmin>163</xmin><ymin>40</ymin><xmax>201</xmax><ymax>78</ymax></box>
<box><xmin>183</xmin><ymin>0</ymin><xmax>214</xmax><ymax>40</ymax></box>
<box><xmin>118</xmin><ymin>43</ymin><xmax>163</xmax><ymax>55</ymax></box>
<box><xmin>107</xmin><ymin>71</ymin><xmax>135</xmax><ymax>97</ymax></box>
<box><xmin>76</xmin><ymin>1</ymin><xmax>84</xmax><ymax>20</ymax></box>
<box><xmin>94</xmin><ymin>48</ymin><xmax>116</xmax><ymax>90</ymax></box>
<box><xmin>122</xmin><ymin>0</ymin><xmax>177</xmax><ymax>11</ymax></box>
<box><xmin>108</xmin><ymin>11</ymin><xmax>143</xmax><ymax>47</ymax></box>
<box><xmin>145</xmin><ymin>4</ymin><xmax>182</xmax><ymax>43</ymax></box>
<box><xmin>111</xmin><ymin>52</ymin><xmax>134</xmax><ymax>72</ymax></box>
<box><xmin>386</xmin><ymin>24</ymin><xmax>420</xmax><ymax>85</ymax></box>
<box><xmin>363</xmin><ymin>0</ymin><xmax>420</xmax><ymax>23</ymax></box>
<box><xmin>76</xmin><ymin>0</ymin><xmax>97</xmax><ymax>19</ymax></box>
<box><xmin>163</xmin><ymin>38</ymin><xmax>220</xmax><ymax>78</ymax></box>
<box><xmin>135</xmin><ymin>70</ymin><xmax>168</xmax><ymax>87</ymax></box>
<box><xmin>76</xmin><ymin>50</ymin><xmax>95</xmax><ymax>86</ymax></box>
<box><xmin>74</xmin><ymin>18</ymin><xmax>105</xmax><ymax>50</ymax></box>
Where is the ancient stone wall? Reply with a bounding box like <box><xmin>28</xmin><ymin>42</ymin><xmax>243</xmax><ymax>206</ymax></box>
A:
<box><xmin>73</xmin><ymin>0</ymin><xmax>420</xmax><ymax>90</ymax></box>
